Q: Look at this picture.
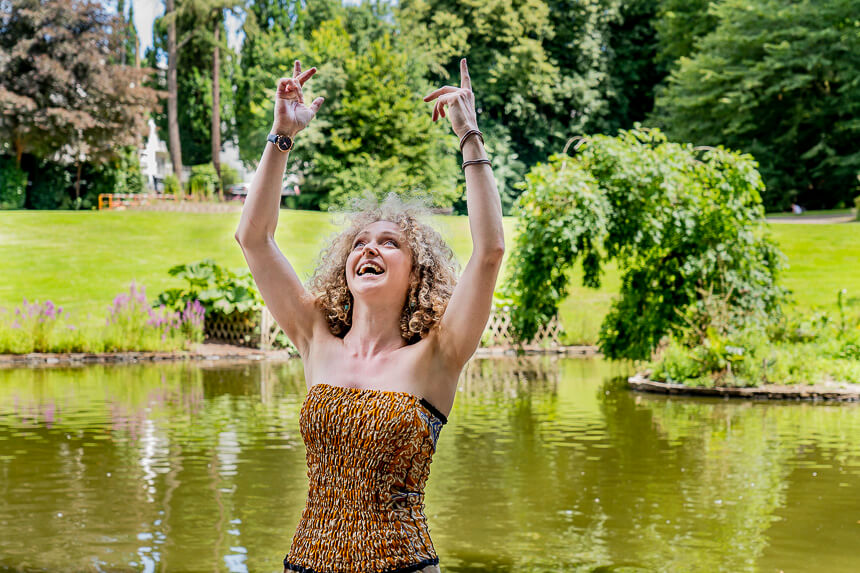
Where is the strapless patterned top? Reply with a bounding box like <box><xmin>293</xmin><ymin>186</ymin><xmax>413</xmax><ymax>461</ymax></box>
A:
<box><xmin>283</xmin><ymin>383</ymin><xmax>448</xmax><ymax>573</ymax></box>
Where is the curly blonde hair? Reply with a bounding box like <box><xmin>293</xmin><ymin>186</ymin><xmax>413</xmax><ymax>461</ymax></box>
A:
<box><xmin>305</xmin><ymin>192</ymin><xmax>461</xmax><ymax>344</ymax></box>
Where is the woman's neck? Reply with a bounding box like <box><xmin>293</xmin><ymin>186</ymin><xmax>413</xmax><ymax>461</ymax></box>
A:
<box><xmin>343</xmin><ymin>300</ymin><xmax>406</xmax><ymax>358</ymax></box>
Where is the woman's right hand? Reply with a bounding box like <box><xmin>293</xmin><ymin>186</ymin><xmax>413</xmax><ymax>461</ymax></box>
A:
<box><xmin>273</xmin><ymin>59</ymin><xmax>325</xmax><ymax>136</ymax></box>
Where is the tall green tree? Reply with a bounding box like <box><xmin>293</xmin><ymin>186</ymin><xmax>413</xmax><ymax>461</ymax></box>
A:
<box><xmin>164</xmin><ymin>0</ymin><xmax>242</xmax><ymax>196</ymax></box>
<box><xmin>653</xmin><ymin>0</ymin><xmax>860</xmax><ymax>210</ymax></box>
<box><xmin>603</xmin><ymin>0</ymin><xmax>666</xmax><ymax>134</ymax></box>
<box><xmin>397</xmin><ymin>0</ymin><xmax>666</xmax><ymax>209</ymax></box>
<box><xmin>237</xmin><ymin>2</ymin><xmax>457</xmax><ymax>210</ymax></box>
<box><xmin>653</xmin><ymin>0</ymin><xmax>718</xmax><ymax>67</ymax></box>
<box><xmin>149</xmin><ymin>1</ymin><xmax>237</xmax><ymax>169</ymax></box>
<box><xmin>116</xmin><ymin>0</ymin><xmax>139</xmax><ymax>67</ymax></box>
<box><xmin>164</xmin><ymin>0</ymin><xmax>183</xmax><ymax>180</ymax></box>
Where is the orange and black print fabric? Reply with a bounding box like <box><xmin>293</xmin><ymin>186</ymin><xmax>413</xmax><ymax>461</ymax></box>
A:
<box><xmin>283</xmin><ymin>383</ymin><xmax>447</xmax><ymax>573</ymax></box>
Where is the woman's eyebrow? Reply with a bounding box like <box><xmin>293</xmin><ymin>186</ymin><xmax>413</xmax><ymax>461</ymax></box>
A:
<box><xmin>354</xmin><ymin>231</ymin><xmax>402</xmax><ymax>242</ymax></box>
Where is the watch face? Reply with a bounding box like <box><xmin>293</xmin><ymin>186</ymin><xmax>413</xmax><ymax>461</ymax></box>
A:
<box><xmin>277</xmin><ymin>137</ymin><xmax>291</xmax><ymax>151</ymax></box>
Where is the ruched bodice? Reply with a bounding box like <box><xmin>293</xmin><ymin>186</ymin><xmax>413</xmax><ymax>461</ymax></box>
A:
<box><xmin>284</xmin><ymin>383</ymin><xmax>447</xmax><ymax>573</ymax></box>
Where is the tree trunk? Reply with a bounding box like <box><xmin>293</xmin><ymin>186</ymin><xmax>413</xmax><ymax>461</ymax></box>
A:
<box><xmin>212</xmin><ymin>21</ymin><xmax>223</xmax><ymax>201</ymax></box>
<box><xmin>166</xmin><ymin>0</ymin><xmax>183</xmax><ymax>193</ymax></box>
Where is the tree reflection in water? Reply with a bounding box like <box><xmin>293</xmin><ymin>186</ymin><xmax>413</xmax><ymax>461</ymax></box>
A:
<box><xmin>0</xmin><ymin>358</ymin><xmax>857</xmax><ymax>572</ymax></box>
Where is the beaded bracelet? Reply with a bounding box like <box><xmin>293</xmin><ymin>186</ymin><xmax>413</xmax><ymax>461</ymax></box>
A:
<box><xmin>462</xmin><ymin>158</ymin><xmax>492</xmax><ymax>170</ymax></box>
<box><xmin>459</xmin><ymin>129</ymin><xmax>484</xmax><ymax>153</ymax></box>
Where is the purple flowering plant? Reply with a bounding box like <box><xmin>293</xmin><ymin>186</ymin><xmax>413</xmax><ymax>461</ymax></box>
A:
<box><xmin>1</xmin><ymin>281</ymin><xmax>205</xmax><ymax>354</ymax></box>
<box><xmin>106</xmin><ymin>280</ymin><xmax>205</xmax><ymax>348</ymax></box>
<box><xmin>5</xmin><ymin>297</ymin><xmax>65</xmax><ymax>351</ymax></box>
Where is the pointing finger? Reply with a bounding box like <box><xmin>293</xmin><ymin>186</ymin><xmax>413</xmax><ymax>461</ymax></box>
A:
<box><xmin>460</xmin><ymin>58</ymin><xmax>471</xmax><ymax>91</ymax></box>
<box><xmin>293</xmin><ymin>59</ymin><xmax>301</xmax><ymax>78</ymax></box>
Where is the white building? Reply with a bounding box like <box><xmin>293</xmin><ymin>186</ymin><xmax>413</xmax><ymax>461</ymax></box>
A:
<box><xmin>137</xmin><ymin>118</ymin><xmax>256</xmax><ymax>192</ymax></box>
<box><xmin>139</xmin><ymin>118</ymin><xmax>171</xmax><ymax>190</ymax></box>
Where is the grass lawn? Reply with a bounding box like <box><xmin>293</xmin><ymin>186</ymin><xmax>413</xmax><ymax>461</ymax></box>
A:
<box><xmin>1</xmin><ymin>211</ymin><xmax>858</xmax><ymax>345</ymax></box>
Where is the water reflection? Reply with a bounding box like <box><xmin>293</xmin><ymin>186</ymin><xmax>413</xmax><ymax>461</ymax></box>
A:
<box><xmin>0</xmin><ymin>358</ymin><xmax>857</xmax><ymax>572</ymax></box>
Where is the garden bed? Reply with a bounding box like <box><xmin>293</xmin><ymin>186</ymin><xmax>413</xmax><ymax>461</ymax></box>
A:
<box><xmin>0</xmin><ymin>342</ymin><xmax>296</xmax><ymax>367</ymax></box>
<box><xmin>628</xmin><ymin>372</ymin><xmax>860</xmax><ymax>402</ymax></box>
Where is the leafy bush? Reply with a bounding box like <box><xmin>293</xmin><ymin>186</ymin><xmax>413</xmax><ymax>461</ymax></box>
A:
<box><xmin>154</xmin><ymin>259</ymin><xmax>262</xmax><ymax>315</ymax></box>
<box><xmin>163</xmin><ymin>173</ymin><xmax>181</xmax><ymax>195</ymax></box>
<box><xmin>152</xmin><ymin>259</ymin><xmax>299</xmax><ymax>351</ymax></box>
<box><xmin>855</xmin><ymin>195</ymin><xmax>860</xmax><ymax>221</ymax></box>
<box><xmin>648</xmin><ymin>292</ymin><xmax>860</xmax><ymax>387</ymax></box>
<box><xmin>0</xmin><ymin>155</ymin><xmax>27</xmax><ymax>209</ymax></box>
<box><xmin>501</xmin><ymin>126</ymin><xmax>788</xmax><ymax>361</ymax></box>
<box><xmin>153</xmin><ymin>259</ymin><xmax>264</xmax><ymax>343</ymax></box>
<box><xmin>188</xmin><ymin>164</ymin><xmax>218</xmax><ymax>199</ymax></box>
<box><xmin>85</xmin><ymin>146</ymin><xmax>146</xmax><ymax>206</ymax></box>
<box><xmin>220</xmin><ymin>164</ymin><xmax>240</xmax><ymax>191</ymax></box>
<box><xmin>24</xmin><ymin>158</ymin><xmax>73</xmax><ymax>210</ymax></box>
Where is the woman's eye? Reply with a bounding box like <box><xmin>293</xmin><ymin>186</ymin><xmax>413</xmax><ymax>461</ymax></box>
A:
<box><xmin>386</xmin><ymin>240</ymin><xmax>397</xmax><ymax>246</ymax></box>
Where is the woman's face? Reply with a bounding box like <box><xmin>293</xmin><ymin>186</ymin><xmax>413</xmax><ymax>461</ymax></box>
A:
<box><xmin>345</xmin><ymin>220</ymin><xmax>414</xmax><ymax>304</ymax></box>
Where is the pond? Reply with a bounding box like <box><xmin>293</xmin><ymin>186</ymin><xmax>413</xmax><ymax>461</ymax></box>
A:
<box><xmin>0</xmin><ymin>357</ymin><xmax>857</xmax><ymax>572</ymax></box>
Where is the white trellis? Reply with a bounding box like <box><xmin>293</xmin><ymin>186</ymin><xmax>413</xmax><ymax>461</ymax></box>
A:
<box><xmin>482</xmin><ymin>305</ymin><xmax>563</xmax><ymax>350</ymax></box>
<box><xmin>255</xmin><ymin>305</ymin><xmax>563</xmax><ymax>351</ymax></box>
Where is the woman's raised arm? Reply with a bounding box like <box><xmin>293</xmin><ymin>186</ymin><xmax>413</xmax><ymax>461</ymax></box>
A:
<box><xmin>423</xmin><ymin>58</ymin><xmax>506</xmax><ymax>371</ymax></box>
<box><xmin>235</xmin><ymin>60</ymin><xmax>323</xmax><ymax>244</ymax></box>
<box><xmin>234</xmin><ymin>60</ymin><xmax>325</xmax><ymax>357</ymax></box>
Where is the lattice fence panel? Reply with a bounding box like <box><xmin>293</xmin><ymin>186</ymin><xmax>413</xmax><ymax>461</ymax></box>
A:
<box><xmin>482</xmin><ymin>306</ymin><xmax>562</xmax><ymax>349</ymax></box>
<box><xmin>256</xmin><ymin>306</ymin><xmax>563</xmax><ymax>351</ymax></box>
<box><xmin>204</xmin><ymin>311</ymin><xmax>260</xmax><ymax>347</ymax></box>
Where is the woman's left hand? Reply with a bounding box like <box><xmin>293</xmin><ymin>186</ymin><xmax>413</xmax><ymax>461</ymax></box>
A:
<box><xmin>423</xmin><ymin>58</ymin><xmax>478</xmax><ymax>139</ymax></box>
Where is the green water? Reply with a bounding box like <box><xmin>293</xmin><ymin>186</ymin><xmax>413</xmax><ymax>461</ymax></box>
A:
<box><xmin>0</xmin><ymin>357</ymin><xmax>857</xmax><ymax>572</ymax></box>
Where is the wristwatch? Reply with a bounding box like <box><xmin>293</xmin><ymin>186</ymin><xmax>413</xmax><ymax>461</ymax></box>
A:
<box><xmin>267</xmin><ymin>132</ymin><xmax>294</xmax><ymax>152</ymax></box>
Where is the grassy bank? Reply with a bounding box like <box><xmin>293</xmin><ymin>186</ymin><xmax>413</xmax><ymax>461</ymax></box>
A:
<box><xmin>1</xmin><ymin>211</ymin><xmax>858</xmax><ymax>344</ymax></box>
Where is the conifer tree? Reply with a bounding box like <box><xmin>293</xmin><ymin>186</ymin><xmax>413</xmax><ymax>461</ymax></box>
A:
<box><xmin>654</xmin><ymin>0</ymin><xmax>860</xmax><ymax>209</ymax></box>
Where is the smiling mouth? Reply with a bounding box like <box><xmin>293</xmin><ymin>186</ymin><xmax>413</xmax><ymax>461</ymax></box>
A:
<box><xmin>357</xmin><ymin>262</ymin><xmax>385</xmax><ymax>277</ymax></box>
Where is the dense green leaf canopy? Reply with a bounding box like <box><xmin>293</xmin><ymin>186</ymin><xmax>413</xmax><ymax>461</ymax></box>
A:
<box><xmin>502</xmin><ymin>127</ymin><xmax>789</xmax><ymax>360</ymax></box>
<box><xmin>653</xmin><ymin>0</ymin><xmax>860</xmax><ymax>210</ymax></box>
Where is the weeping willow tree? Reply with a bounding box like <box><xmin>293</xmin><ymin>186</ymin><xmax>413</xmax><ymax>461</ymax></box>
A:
<box><xmin>500</xmin><ymin>126</ymin><xmax>790</xmax><ymax>361</ymax></box>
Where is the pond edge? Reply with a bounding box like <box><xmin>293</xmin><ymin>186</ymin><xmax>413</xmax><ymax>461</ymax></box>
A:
<box><xmin>628</xmin><ymin>372</ymin><xmax>860</xmax><ymax>402</ymax></box>
<box><xmin>0</xmin><ymin>344</ymin><xmax>600</xmax><ymax>368</ymax></box>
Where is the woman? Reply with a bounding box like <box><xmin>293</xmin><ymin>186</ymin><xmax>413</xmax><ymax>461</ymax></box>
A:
<box><xmin>234</xmin><ymin>57</ymin><xmax>505</xmax><ymax>573</ymax></box>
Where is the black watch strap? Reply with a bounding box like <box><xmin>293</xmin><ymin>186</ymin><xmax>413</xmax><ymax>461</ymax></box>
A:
<box><xmin>267</xmin><ymin>133</ymin><xmax>294</xmax><ymax>152</ymax></box>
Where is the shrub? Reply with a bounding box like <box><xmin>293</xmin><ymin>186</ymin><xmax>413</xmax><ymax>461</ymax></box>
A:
<box><xmin>188</xmin><ymin>164</ymin><xmax>218</xmax><ymax>200</ymax></box>
<box><xmin>24</xmin><ymin>158</ymin><xmax>72</xmax><ymax>210</ymax></box>
<box><xmin>502</xmin><ymin>126</ymin><xmax>788</xmax><ymax>360</ymax></box>
<box><xmin>648</xmin><ymin>293</ymin><xmax>860</xmax><ymax>387</ymax></box>
<box><xmin>220</xmin><ymin>164</ymin><xmax>240</xmax><ymax>191</ymax></box>
<box><xmin>0</xmin><ymin>155</ymin><xmax>27</xmax><ymax>209</ymax></box>
<box><xmin>163</xmin><ymin>173</ymin><xmax>181</xmax><ymax>195</ymax></box>
<box><xmin>154</xmin><ymin>259</ymin><xmax>263</xmax><ymax>343</ymax></box>
<box><xmin>154</xmin><ymin>259</ymin><xmax>261</xmax><ymax>315</ymax></box>
<box><xmin>85</xmin><ymin>146</ymin><xmax>146</xmax><ymax>207</ymax></box>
